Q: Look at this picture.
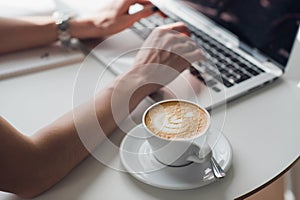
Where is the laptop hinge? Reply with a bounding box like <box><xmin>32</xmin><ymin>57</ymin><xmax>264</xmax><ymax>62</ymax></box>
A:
<box><xmin>240</xmin><ymin>42</ymin><xmax>284</xmax><ymax>72</ymax></box>
<box><xmin>239</xmin><ymin>43</ymin><xmax>267</xmax><ymax>62</ymax></box>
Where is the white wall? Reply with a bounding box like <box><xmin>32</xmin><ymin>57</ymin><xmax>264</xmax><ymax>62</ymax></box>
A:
<box><xmin>285</xmin><ymin>27</ymin><xmax>300</xmax><ymax>81</ymax></box>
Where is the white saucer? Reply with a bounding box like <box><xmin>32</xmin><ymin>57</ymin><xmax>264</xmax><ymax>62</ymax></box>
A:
<box><xmin>120</xmin><ymin>124</ymin><xmax>233</xmax><ymax>190</ymax></box>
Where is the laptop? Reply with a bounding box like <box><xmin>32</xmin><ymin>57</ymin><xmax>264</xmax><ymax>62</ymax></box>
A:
<box><xmin>92</xmin><ymin>0</ymin><xmax>300</xmax><ymax>109</ymax></box>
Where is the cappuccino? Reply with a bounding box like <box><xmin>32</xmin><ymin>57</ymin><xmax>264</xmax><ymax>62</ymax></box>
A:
<box><xmin>145</xmin><ymin>100</ymin><xmax>209</xmax><ymax>139</ymax></box>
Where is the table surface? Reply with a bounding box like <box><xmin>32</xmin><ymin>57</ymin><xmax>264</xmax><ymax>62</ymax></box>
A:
<box><xmin>0</xmin><ymin>42</ymin><xmax>299</xmax><ymax>200</ymax></box>
<box><xmin>0</xmin><ymin>1</ymin><xmax>300</xmax><ymax>198</ymax></box>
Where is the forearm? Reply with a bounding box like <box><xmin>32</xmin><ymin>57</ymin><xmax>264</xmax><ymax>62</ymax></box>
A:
<box><xmin>32</xmin><ymin>67</ymin><xmax>159</xmax><ymax>165</ymax></box>
<box><xmin>2</xmin><ymin>68</ymin><xmax>158</xmax><ymax>198</ymax></box>
<box><xmin>0</xmin><ymin>16</ymin><xmax>95</xmax><ymax>54</ymax></box>
<box><xmin>0</xmin><ymin>17</ymin><xmax>58</xmax><ymax>54</ymax></box>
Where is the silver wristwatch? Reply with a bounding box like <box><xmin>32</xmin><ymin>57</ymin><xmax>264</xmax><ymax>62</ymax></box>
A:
<box><xmin>53</xmin><ymin>11</ymin><xmax>72</xmax><ymax>46</ymax></box>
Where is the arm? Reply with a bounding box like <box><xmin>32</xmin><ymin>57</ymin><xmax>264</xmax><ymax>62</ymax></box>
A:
<box><xmin>0</xmin><ymin>0</ymin><xmax>156</xmax><ymax>54</ymax></box>
<box><xmin>0</xmin><ymin>75</ymin><xmax>150</xmax><ymax>198</ymax></box>
<box><xmin>0</xmin><ymin>23</ymin><xmax>202</xmax><ymax>198</ymax></box>
<box><xmin>0</xmin><ymin>17</ymin><xmax>58</xmax><ymax>54</ymax></box>
<box><xmin>0</xmin><ymin>68</ymin><xmax>159</xmax><ymax>198</ymax></box>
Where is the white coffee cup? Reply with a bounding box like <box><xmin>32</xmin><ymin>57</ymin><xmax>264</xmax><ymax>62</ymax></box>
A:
<box><xmin>142</xmin><ymin>99</ymin><xmax>212</xmax><ymax>167</ymax></box>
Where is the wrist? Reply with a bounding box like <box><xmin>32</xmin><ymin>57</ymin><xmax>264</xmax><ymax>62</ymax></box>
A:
<box><xmin>121</xmin><ymin>66</ymin><xmax>162</xmax><ymax>96</ymax></box>
<box><xmin>108</xmin><ymin>68</ymin><xmax>161</xmax><ymax>111</ymax></box>
<box><xmin>69</xmin><ymin>18</ymin><xmax>105</xmax><ymax>39</ymax></box>
<box><xmin>69</xmin><ymin>18</ymin><xmax>86</xmax><ymax>39</ymax></box>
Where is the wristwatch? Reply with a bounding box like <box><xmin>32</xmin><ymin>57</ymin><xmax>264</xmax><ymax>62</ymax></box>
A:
<box><xmin>53</xmin><ymin>11</ymin><xmax>72</xmax><ymax>46</ymax></box>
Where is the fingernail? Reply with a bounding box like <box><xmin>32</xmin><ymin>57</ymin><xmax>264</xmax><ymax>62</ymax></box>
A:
<box><xmin>152</xmin><ymin>6</ymin><xmax>159</xmax><ymax>12</ymax></box>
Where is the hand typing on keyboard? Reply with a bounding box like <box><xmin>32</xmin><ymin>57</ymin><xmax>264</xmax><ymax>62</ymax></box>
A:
<box><xmin>70</xmin><ymin>0</ymin><xmax>158</xmax><ymax>39</ymax></box>
<box><xmin>132</xmin><ymin>14</ymin><xmax>265</xmax><ymax>89</ymax></box>
<box><xmin>132</xmin><ymin>22</ymin><xmax>205</xmax><ymax>88</ymax></box>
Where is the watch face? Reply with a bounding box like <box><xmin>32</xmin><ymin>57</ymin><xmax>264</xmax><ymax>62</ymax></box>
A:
<box><xmin>53</xmin><ymin>11</ymin><xmax>70</xmax><ymax>26</ymax></box>
<box><xmin>58</xmin><ymin>20</ymin><xmax>69</xmax><ymax>31</ymax></box>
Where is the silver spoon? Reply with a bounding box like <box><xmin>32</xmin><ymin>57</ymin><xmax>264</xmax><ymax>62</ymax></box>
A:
<box><xmin>187</xmin><ymin>143</ymin><xmax>226</xmax><ymax>179</ymax></box>
<box><xmin>210</xmin><ymin>156</ymin><xmax>226</xmax><ymax>179</ymax></box>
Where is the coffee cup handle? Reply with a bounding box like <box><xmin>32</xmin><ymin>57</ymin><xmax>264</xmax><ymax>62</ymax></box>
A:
<box><xmin>186</xmin><ymin>143</ymin><xmax>212</xmax><ymax>163</ymax></box>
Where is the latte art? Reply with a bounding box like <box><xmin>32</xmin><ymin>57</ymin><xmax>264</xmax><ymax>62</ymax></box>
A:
<box><xmin>145</xmin><ymin>101</ymin><xmax>209</xmax><ymax>139</ymax></box>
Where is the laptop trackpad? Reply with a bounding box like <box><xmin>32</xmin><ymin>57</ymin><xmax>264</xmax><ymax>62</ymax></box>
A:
<box><xmin>91</xmin><ymin>30</ymin><xmax>144</xmax><ymax>75</ymax></box>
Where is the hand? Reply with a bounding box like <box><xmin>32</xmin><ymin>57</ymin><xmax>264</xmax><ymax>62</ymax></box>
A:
<box><xmin>131</xmin><ymin>22</ymin><xmax>205</xmax><ymax>90</ymax></box>
<box><xmin>70</xmin><ymin>0</ymin><xmax>157</xmax><ymax>39</ymax></box>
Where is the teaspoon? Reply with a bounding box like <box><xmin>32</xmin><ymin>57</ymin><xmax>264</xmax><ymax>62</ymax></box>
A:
<box><xmin>210</xmin><ymin>156</ymin><xmax>226</xmax><ymax>179</ymax></box>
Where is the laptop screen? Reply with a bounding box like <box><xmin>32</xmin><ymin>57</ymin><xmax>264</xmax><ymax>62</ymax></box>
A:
<box><xmin>181</xmin><ymin>0</ymin><xmax>300</xmax><ymax>67</ymax></box>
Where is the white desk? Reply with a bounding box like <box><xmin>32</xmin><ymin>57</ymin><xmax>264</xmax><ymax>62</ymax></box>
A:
<box><xmin>0</xmin><ymin>39</ymin><xmax>299</xmax><ymax>199</ymax></box>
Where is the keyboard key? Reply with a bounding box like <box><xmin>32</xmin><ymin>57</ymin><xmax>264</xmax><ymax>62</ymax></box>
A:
<box><xmin>214</xmin><ymin>75</ymin><xmax>234</xmax><ymax>87</ymax></box>
<box><xmin>250</xmin><ymin>64</ymin><xmax>265</xmax><ymax>73</ymax></box>
<box><xmin>190</xmin><ymin>66</ymin><xmax>200</xmax><ymax>76</ymax></box>
<box><xmin>225</xmin><ymin>65</ymin><xmax>237</xmax><ymax>71</ymax></box>
<box><xmin>212</xmin><ymin>86</ymin><xmax>221</xmax><ymax>92</ymax></box>
<box><xmin>218</xmin><ymin>58</ymin><xmax>228</xmax><ymax>64</ymax></box>
<box><xmin>247</xmin><ymin>68</ymin><xmax>260</xmax><ymax>76</ymax></box>
<box><xmin>206</xmin><ymin>79</ymin><xmax>218</xmax><ymax>87</ymax></box>
<box><xmin>215</xmin><ymin>62</ymin><xmax>224</xmax><ymax>69</ymax></box>
<box><xmin>223</xmin><ymin>51</ymin><xmax>231</xmax><ymax>57</ymax></box>
<box><xmin>235</xmin><ymin>74</ymin><xmax>251</xmax><ymax>83</ymax></box>
<box><xmin>222</xmin><ymin>78</ymin><xmax>234</xmax><ymax>87</ymax></box>
<box><xmin>219</xmin><ymin>68</ymin><xmax>230</xmax><ymax>76</ymax></box>
<box><xmin>230</xmin><ymin>57</ymin><xmax>240</xmax><ymax>63</ymax></box>
<box><xmin>233</xmin><ymin>68</ymin><xmax>245</xmax><ymax>75</ymax></box>
<box><xmin>139</xmin><ymin>18</ymin><xmax>156</xmax><ymax>28</ymax></box>
<box><xmin>163</xmin><ymin>18</ymin><xmax>176</xmax><ymax>24</ymax></box>
<box><xmin>132</xmin><ymin>22</ymin><xmax>143</xmax><ymax>29</ymax></box>
<box><xmin>239</xmin><ymin>63</ymin><xmax>260</xmax><ymax>76</ymax></box>
<box><xmin>205</xmin><ymin>68</ymin><xmax>218</xmax><ymax>77</ymax></box>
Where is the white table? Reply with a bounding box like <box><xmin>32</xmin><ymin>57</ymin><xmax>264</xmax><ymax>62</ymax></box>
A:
<box><xmin>1</xmin><ymin>37</ymin><xmax>300</xmax><ymax>199</ymax></box>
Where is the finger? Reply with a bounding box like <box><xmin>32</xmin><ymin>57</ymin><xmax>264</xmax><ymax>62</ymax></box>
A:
<box><xmin>183</xmin><ymin>49</ymin><xmax>206</xmax><ymax>63</ymax></box>
<box><xmin>126</xmin><ymin>4</ymin><xmax>156</xmax><ymax>23</ymax></box>
<box><xmin>135</xmin><ymin>1</ymin><xmax>153</xmax><ymax>6</ymax></box>
<box><xmin>157</xmin><ymin>10</ymin><xmax>168</xmax><ymax>18</ymax></box>
<box><xmin>170</xmin><ymin>42</ymin><xmax>198</xmax><ymax>56</ymax></box>
<box><xmin>158</xmin><ymin>22</ymin><xmax>190</xmax><ymax>36</ymax></box>
<box><xmin>127</xmin><ymin>0</ymin><xmax>151</xmax><ymax>5</ymax></box>
<box><xmin>180</xmin><ymin>42</ymin><xmax>206</xmax><ymax>63</ymax></box>
<box><xmin>119</xmin><ymin>0</ymin><xmax>152</xmax><ymax>14</ymax></box>
<box><xmin>123</xmin><ymin>0</ymin><xmax>152</xmax><ymax>10</ymax></box>
<box><xmin>134</xmin><ymin>4</ymin><xmax>164</xmax><ymax>17</ymax></box>
<box><xmin>135</xmin><ymin>2</ymin><xmax>166</xmax><ymax>17</ymax></box>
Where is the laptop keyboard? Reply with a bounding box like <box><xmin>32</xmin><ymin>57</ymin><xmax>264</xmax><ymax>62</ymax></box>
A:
<box><xmin>132</xmin><ymin>15</ymin><xmax>265</xmax><ymax>89</ymax></box>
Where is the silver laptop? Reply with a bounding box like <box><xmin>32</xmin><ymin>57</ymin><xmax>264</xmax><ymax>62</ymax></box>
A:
<box><xmin>92</xmin><ymin>0</ymin><xmax>300</xmax><ymax>109</ymax></box>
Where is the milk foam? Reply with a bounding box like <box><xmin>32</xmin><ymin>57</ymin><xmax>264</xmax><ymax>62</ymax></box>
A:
<box><xmin>145</xmin><ymin>101</ymin><xmax>208</xmax><ymax>139</ymax></box>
